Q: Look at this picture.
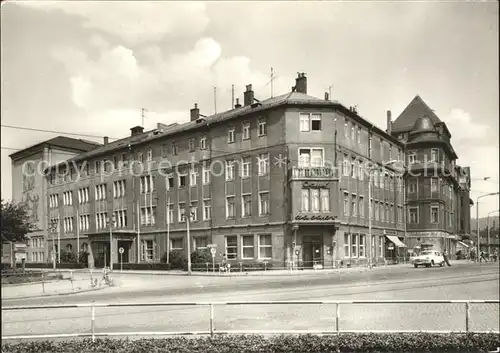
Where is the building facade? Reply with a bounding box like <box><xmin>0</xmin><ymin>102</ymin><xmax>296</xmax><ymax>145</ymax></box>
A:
<box><xmin>43</xmin><ymin>73</ymin><xmax>470</xmax><ymax>269</ymax></box>
<box><xmin>4</xmin><ymin>137</ymin><xmax>100</xmax><ymax>265</ymax></box>
<box><xmin>390</xmin><ymin>96</ymin><xmax>473</xmax><ymax>255</ymax></box>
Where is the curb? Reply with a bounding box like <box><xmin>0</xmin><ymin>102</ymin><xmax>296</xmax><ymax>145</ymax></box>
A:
<box><xmin>1</xmin><ymin>285</ymin><xmax>108</xmax><ymax>301</ymax></box>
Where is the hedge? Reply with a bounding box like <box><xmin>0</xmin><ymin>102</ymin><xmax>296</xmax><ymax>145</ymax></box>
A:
<box><xmin>2</xmin><ymin>333</ymin><xmax>499</xmax><ymax>353</ymax></box>
<box><xmin>24</xmin><ymin>263</ymin><xmax>87</xmax><ymax>269</ymax></box>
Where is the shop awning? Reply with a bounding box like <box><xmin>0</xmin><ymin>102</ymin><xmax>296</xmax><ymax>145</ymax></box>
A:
<box><xmin>385</xmin><ymin>235</ymin><xmax>407</xmax><ymax>248</ymax></box>
<box><xmin>458</xmin><ymin>241</ymin><xmax>470</xmax><ymax>248</ymax></box>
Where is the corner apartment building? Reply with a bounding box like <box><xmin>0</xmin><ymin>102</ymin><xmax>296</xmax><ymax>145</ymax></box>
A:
<box><xmin>4</xmin><ymin>137</ymin><xmax>100</xmax><ymax>265</ymax></box>
<box><xmin>44</xmin><ymin>73</ymin><xmax>469</xmax><ymax>269</ymax></box>
<box><xmin>390</xmin><ymin>96</ymin><xmax>473</xmax><ymax>255</ymax></box>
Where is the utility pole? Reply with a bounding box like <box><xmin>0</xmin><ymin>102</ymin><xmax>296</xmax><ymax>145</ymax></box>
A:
<box><xmin>213</xmin><ymin>87</ymin><xmax>217</xmax><ymax>114</ymax></box>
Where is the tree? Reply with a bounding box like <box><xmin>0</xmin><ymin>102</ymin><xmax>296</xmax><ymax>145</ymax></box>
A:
<box><xmin>1</xmin><ymin>199</ymin><xmax>36</xmax><ymax>245</ymax></box>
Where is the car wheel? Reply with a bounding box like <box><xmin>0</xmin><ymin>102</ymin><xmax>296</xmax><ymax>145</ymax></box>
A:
<box><xmin>414</xmin><ymin>264</ymin><xmax>418</xmax><ymax>268</ymax></box>
<box><xmin>431</xmin><ymin>260</ymin><xmax>435</xmax><ymax>267</ymax></box>
<box><xmin>440</xmin><ymin>262</ymin><xmax>444</xmax><ymax>267</ymax></box>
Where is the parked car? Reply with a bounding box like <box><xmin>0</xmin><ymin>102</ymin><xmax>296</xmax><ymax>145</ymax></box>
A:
<box><xmin>412</xmin><ymin>250</ymin><xmax>445</xmax><ymax>268</ymax></box>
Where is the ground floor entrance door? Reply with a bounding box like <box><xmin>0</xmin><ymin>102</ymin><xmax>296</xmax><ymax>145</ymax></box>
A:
<box><xmin>302</xmin><ymin>235</ymin><xmax>323</xmax><ymax>268</ymax></box>
<box><xmin>92</xmin><ymin>242</ymin><xmax>110</xmax><ymax>268</ymax></box>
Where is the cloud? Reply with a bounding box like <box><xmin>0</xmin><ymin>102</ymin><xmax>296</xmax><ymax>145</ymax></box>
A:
<box><xmin>15</xmin><ymin>1</ymin><xmax>210</xmax><ymax>44</ymax></box>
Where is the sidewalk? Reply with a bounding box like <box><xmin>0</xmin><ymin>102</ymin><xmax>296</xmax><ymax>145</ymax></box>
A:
<box><xmin>48</xmin><ymin>259</ymin><xmax>480</xmax><ymax>277</ymax></box>
<box><xmin>1</xmin><ymin>278</ymin><xmax>104</xmax><ymax>300</ymax></box>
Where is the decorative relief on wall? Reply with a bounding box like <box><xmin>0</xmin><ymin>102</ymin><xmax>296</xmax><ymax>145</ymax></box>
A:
<box><xmin>21</xmin><ymin>164</ymin><xmax>40</xmax><ymax>224</ymax></box>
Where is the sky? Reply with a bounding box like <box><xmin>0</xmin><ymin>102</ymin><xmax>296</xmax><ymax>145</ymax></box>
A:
<box><xmin>1</xmin><ymin>1</ymin><xmax>499</xmax><ymax>218</ymax></box>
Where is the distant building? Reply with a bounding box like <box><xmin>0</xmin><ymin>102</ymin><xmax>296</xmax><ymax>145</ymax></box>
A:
<box><xmin>3</xmin><ymin>137</ymin><xmax>100</xmax><ymax>265</ymax></box>
<box><xmin>390</xmin><ymin>95</ymin><xmax>473</xmax><ymax>255</ymax></box>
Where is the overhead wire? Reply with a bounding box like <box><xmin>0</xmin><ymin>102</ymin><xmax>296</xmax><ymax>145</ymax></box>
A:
<box><xmin>1</xmin><ymin>124</ymin><xmax>120</xmax><ymax>140</ymax></box>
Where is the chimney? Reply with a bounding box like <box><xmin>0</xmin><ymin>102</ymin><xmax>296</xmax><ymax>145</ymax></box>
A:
<box><xmin>386</xmin><ymin>110</ymin><xmax>392</xmax><ymax>135</ymax></box>
<box><xmin>103</xmin><ymin>136</ymin><xmax>109</xmax><ymax>145</ymax></box>
<box><xmin>234</xmin><ymin>98</ymin><xmax>242</xmax><ymax>108</ymax></box>
<box><xmin>324</xmin><ymin>92</ymin><xmax>329</xmax><ymax>101</ymax></box>
<box><xmin>190</xmin><ymin>103</ymin><xmax>200</xmax><ymax>122</ymax></box>
<box><xmin>295</xmin><ymin>72</ymin><xmax>307</xmax><ymax>94</ymax></box>
<box><xmin>130</xmin><ymin>126</ymin><xmax>144</xmax><ymax>136</ymax></box>
<box><xmin>243</xmin><ymin>84</ymin><xmax>254</xmax><ymax>106</ymax></box>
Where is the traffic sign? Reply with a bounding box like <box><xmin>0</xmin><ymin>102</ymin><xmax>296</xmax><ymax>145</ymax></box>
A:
<box><xmin>119</xmin><ymin>247</ymin><xmax>124</xmax><ymax>254</ymax></box>
<box><xmin>210</xmin><ymin>248</ymin><xmax>216</xmax><ymax>256</ymax></box>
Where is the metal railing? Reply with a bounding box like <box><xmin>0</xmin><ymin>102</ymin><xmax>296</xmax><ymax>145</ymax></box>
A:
<box><xmin>2</xmin><ymin>300</ymin><xmax>498</xmax><ymax>341</ymax></box>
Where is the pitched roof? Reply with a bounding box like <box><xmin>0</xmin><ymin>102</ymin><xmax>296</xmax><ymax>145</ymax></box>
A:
<box><xmin>392</xmin><ymin>95</ymin><xmax>442</xmax><ymax>133</ymax></box>
<box><xmin>9</xmin><ymin>136</ymin><xmax>101</xmax><ymax>160</ymax></box>
<box><xmin>46</xmin><ymin>90</ymin><xmax>401</xmax><ymax>171</ymax></box>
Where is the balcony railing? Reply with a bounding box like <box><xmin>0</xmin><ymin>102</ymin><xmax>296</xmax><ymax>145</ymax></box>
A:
<box><xmin>291</xmin><ymin>167</ymin><xmax>338</xmax><ymax>179</ymax></box>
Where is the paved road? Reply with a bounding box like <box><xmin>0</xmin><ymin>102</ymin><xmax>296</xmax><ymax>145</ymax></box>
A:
<box><xmin>2</xmin><ymin>263</ymin><xmax>498</xmax><ymax>339</ymax></box>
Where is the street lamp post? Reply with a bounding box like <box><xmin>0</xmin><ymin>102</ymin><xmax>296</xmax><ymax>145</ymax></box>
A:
<box><xmin>487</xmin><ymin>209</ymin><xmax>500</xmax><ymax>255</ymax></box>
<box><xmin>476</xmin><ymin>192</ymin><xmax>499</xmax><ymax>258</ymax></box>
<box><xmin>49</xmin><ymin>219</ymin><xmax>59</xmax><ymax>270</ymax></box>
<box><xmin>184</xmin><ymin>209</ymin><xmax>193</xmax><ymax>275</ymax></box>
<box><xmin>107</xmin><ymin>214</ymin><xmax>116</xmax><ymax>270</ymax></box>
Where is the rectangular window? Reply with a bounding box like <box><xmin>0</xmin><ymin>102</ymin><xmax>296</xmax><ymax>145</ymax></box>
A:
<box><xmin>195</xmin><ymin>236</ymin><xmax>208</xmax><ymax>250</ymax></box>
<box><xmin>301</xmin><ymin>189</ymin><xmax>310</xmax><ymax>212</ymax></box>
<box><xmin>241</xmin><ymin>157</ymin><xmax>251</xmax><ymax>178</ymax></box>
<box><xmin>178</xmin><ymin>203</ymin><xmax>186</xmax><ymax>223</ymax></box>
<box><xmin>359</xmin><ymin>234</ymin><xmax>365</xmax><ymax>257</ymax></box>
<box><xmin>147</xmin><ymin>149</ymin><xmax>153</xmax><ymax>162</ymax></box>
<box><xmin>226</xmin><ymin>161</ymin><xmax>235</xmax><ymax>181</ymax></box>
<box><xmin>167</xmin><ymin>204</ymin><xmax>173</xmax><ymax>224</ymax></box>
<box><xmin>172</xmin><ymin>142</ymin><xmax>178</xmax><ymax>155</ymax></box>
<box><xmin>351</xmin><ymin>157</ymin><xmax>356</xmax><ymax>179</ymax></box>
<box><xmin>351</xmin><ymin>195</ymin><xmax>357</xmax><ymax>217</ymax></box>
<box><xmin>258</xmin><ymin>153</ymin><xmax>269</xmax><ymax>175</ymax></box>
<box><xmin>390</xmin><ymin>204</ymin><xmax>394</xmax><ymax>223</ymax></box>
<box><xmin>299</xmin><ymin>148</ymin><xmax>324</xmax><ymax>168</ymax></box>
<box><xmin>344</xmin><ymin>233</ymin><xmax>350</xmax><ymax>257</ymax></box>
<box><xmin>409</xmin><ymin>207</ymin><xmax>418</xmax><ymax>224</ymax></box>
<box><xmin>200</xmin><ymin>136</ymin><xmax>207</xmax><ymax>150</ymax></box>
<box><xmin>342</xmin><ymin>154</ymin><xmax>349</xmax><ymax>176</ymax></box>
<box><xmin>375</xmin><ymin>201</ymin><xmax>379</xmax><ymax>221</ymax></box>
<box><xmin>431</xmin><ymin>178</ymin><xmax>438</xmax><ymax>192</ymax></box>
<box><xmin>258</xmin><ymin>118</ymin><xmax>267</xmax><ymax>136</ymax></box>
<box><xmin>171</xmin><ymin>238</ymin><xmax>183</xmax><ymax>250</ymax></box>
<box><xmin>431</xmin><ymin>206</ymin><xmax>439</xmax><ymax>223</ymax></box>
<box><xmin>166</xmin><ymin>174</ymin><xmax>174</xmax><ymax>189</ymax></box>
<box><xmin>259</xmin><ymin>192</ymin><xmax>269</xmax><ymax>216</ymax></box>
<box><xmin>179</xmin><ymin>174</ymin><xmax>187</xmax><ymax>188</ymax></box>
<box><xmin>344</xmin><ymin>192</ymin><xmax>349</xmax><ymax>216</ymax></box>
<box><xmin>242</xmin><ymin>194</ymin><xmax>252</xmax><ymax>217</ymax></box>
<box><xmin>359</xmin><ymin>196</ymin><xmax>365</xmax><ymax>218</ymax></box>
<box><xmin>190</xmin><ymin>170</ymin><xmax>197</xmax><ymax>186</ymax></box>
<box><xmin>202</xmin><ymin>164</ymin><xmax>210</xmax><ymax>184</ymax></box>
<box><xmin>300</xmin><ymin>113</ymin><xmax>310</xmax><ymax>132</ymax></box>
<box><xmin>226</xmin><ymin>196</ymin><xmax>235</xmax><ymax>218</ymax></box>
<box><xmin>203</xmin><ymin>199</ymin><xmax>211</xmax><ymax>220</ymax></box>
<box><xmin>189</xmin><ymin>138</ymin><xmax>196</xmax><ymax>152</ymax></box>
<box><xmin>258</xmin><ymin>234</ymin><xmax>272</xmax><ymax>259</ymax></box>
<box><xmin>320</xmin><ymin>189</ymin><xmax>330</xmax><ymax>212</ymax></box>
<box><xmin>351</xmin><ymin>124</ymin><xmax>356</xmax><ymax>140</ymax></box>
<box><xmin>242</xmin><ymin>122</ymin><xmax>251</xmax><ymax>140</ymax></box>
<box><xmin>162</xmin><ymin>144</ymin><xmax>168</xmax><ymax>157</ymax></box>
<box><xmin>431</xmin><ymin>149</ymin><xmax>438</xmax><ymax>162</ymax></box>
<box><xmin>225</xmin><ymin>236</ymin><xmax>238</xmax><ymax>259</ymax></box>
<box><xmin>409</xmin><ymin>182</ymin><xmax>417</xmax><ymax>194</ymax></box>
<box><xmin>300</xmin><ymin>113</ymin><xmax>322</xmax><ymax>131</ymax></box>
<box><xmin>358</xmin><ymin>160</ymin><xmax>364</xmax><ymax>181</ymax></box>
<box><xmin>190</xmin><ymin>202</ymin><xmax>198</xmax><ymax>222</ymax></box>
<box><xmin>242</xmin><ymin>235</ymin><xmax>254</xmax><ymax>259</ymax></box>
<box><xmin>303</xmin><ymin>189</ymin><xmax>316</xmax><ymax>213</ymax></box>
<box><xmin>409</xmin><ymin>152</ymin><xmax>417</xmax><ymax>164</ymax></box>
<box><xmin>357</xmin><ymin>126</ymin><xmax>361</xmax><ymax>143</ymax></box>
<box><xmin>351</xmin><ymin>234</ymin><xmax>358</xmax><ymax>257</ymax></box>
<box><xmin>228</xmin><ymin>127</ymin><xmax>235</xmax><ymax>143</ymax></box>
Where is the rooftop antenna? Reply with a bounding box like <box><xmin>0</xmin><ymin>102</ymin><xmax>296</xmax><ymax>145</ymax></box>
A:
<box><xmin>231</xmin><ymin>84</ymin><xmax>235</xmax><ymax>109</ymax></box>
<box><xmin>213</xmin><ymin>87</ymin><xmax>217</xmax><ymax>114</ymax></box>
<box><xmin>270</xmin><ymin>67</ymin><xmax>275</xmax><ymax>98</ymax></box>
<box><xmin>141</xmin><ymin>108</ymin><xmax>148</xmax><ymax>127</ymax></box>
